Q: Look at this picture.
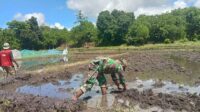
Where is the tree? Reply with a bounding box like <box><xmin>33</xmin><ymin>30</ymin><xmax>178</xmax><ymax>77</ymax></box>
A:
<box><xmin>3</xmin><ymin>29</ymin><xmax>20</xmax><ymax>49</ymax></box>
<box><xmin>97</xmin><ymin>10</ymin><xmax>134</xmax><ymax>46</ymax></box>
<box><xmin>96</xmin><ymin>11</ymin><xmax>116</xmax><ymax>46</ymax></box>
<box><xmin>26</xmin><ymin>17</ymin><xmax>44</xmax><ymax>49</ymax></box>
<box><xmin>186</xmin><ymin>7</ymin><xmax>200</xmax><ymax>40</ymax></box>
<box><xmin>7</xmin><ymin>17</ymin><xmax>44</xmax><ymax>50</ymax></box>
<box><xmin>147</xmin><ymin>13</ymin><xmax>186</xmax><ymax>43</ymax></box>
<box><xmin>111</xmin><ymin>10</ymin><xmax>135</xmax><ymax>45</ymax></box>
<box><xmin>70</xmin><ymin>21</ymin><xmax>97</xmax><ymax>47</ymax></box>
<box><xmin>126</xmin><ymin>22</ymin><xmax>149</xmax><ymax>45</ymax></box>
<box><xmin>75</xmin><ymin>10</ymin><xmax>87</xmax><ymax>25</ymax></box>
<box><xmin>2</xmin><ymin>7</ymin><xmax>200</xmax><ymax>50</ymax></box>
<box><xmin>7</xmin><ymin>20</ymin><xmax>30</xmax><ymax>49</ymax></box>
<box><xmin>41</xmin><ymin>26</ymin><xmax>70</xmax><ymax>49</ymax></box>
<box><xmin>0</xmin><ymin>29</ymin><xmax>20</xmax><ymax>49</ymax></box>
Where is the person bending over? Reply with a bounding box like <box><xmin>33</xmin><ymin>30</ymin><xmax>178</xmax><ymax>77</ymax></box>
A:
<box><xmin>72</xmin><ymin>57</ymin><xmax>127</xmax><ymax>101</ymax></box>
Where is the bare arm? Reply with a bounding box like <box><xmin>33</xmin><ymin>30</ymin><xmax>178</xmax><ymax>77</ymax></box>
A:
<box><xmin>12</xmin><ymin>59</ymin><xmax>19</xmax><ymax>67</ymax></box>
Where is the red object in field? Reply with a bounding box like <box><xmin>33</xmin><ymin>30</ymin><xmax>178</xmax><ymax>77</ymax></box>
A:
<box><xmin>0</xmin><ymin>49</ymin><xmax>13</xmax><ymax>67</ymax></box>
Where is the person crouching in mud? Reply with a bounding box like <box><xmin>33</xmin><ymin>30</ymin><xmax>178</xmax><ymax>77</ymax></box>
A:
<box><xmin>72</xmin><ymin>57</ymin><xmax>127</xmax><ymax>101</ymax></box>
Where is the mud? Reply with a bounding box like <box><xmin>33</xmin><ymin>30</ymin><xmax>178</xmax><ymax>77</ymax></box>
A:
<box><xmin>172</xmin><ymin>51</ymin><xmax>200</xmax><ymax>63</ymax></box>
<box><xmin>0</xmin><ymin>50</ymin><xmax>200</xmax><ymax>111</ymax></box>
<box><xmin>116</xmin><ymin>89</ymin><xmax>200</xmax><ymax>112</ymax></box>
<box><xmin>125</xmin><ymin>51</ymin><xmax>189</xmax><ymax>75</ymax></box>
<box><xmin>0</xmin><ymin>90</ymin><xmax>86</xmax><ymax>112</ymax></box>
<box><xmin>1</xmin><ymin>50</ymin><xmax>199</xmax><ymax>88</ymax></box>
<box><xmin>124</xmin><ymin>51</ymin><xmax>200</xmax><ymax>86</ymax></box>
<box><xmin>0</xmin><ymin>70</ymin><xmax>73</xmax><ymax>90</ymax></box>
<box><xmin>16</xmin><ymin>74</ymin><xmax>83</xmax><ymax>99</ymax></box>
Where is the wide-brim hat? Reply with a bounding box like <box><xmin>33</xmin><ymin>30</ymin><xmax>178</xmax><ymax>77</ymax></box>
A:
<box><xmin>3</xmin><ymin>43</ymin><xmax>10</xmax><ymax>49</ymax></box>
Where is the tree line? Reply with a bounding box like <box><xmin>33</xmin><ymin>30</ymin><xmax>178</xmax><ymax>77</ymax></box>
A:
<box><xmin>1</xmin><ymin>7</ymin><xmax>200</xmax><ymax>50</ymax></box>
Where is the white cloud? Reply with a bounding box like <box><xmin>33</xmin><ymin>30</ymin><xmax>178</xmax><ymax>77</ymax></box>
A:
<box><xmin>66</xmin><ymin>0</ymin><xmax>188</xmax><ymax>18</ymax></box>
<box><xmin>174</xmin><ymin>0</ymin><xmax>187</xmax><ymax>8</ymax></box>
<box><xmin>135</xmin><ymin>0</ymin><xmax>187</xmax><ymax>17</ymax></box>
<box><xmin>134</xmin><ymin>6</ymin><xmax>172</xmax><ymax>17</ymax></box>
<box><xmin>50</xmin><ymin>22</ymin><xmax>65</xmax><ymax>29</ymax></box>
<box><xmin>13</xmin><ymin>12</ymin><xmax>66</xmax><ymax>29</ymax></box>
<box><xmin>194</xmin><ymin>0</ymin><xmax>200</xmax><ymax>7</ymax></box>
<box><xmin>14</xmin><ymin>12</ymin><xmax>45</xmax><ymax>26</ymax></box>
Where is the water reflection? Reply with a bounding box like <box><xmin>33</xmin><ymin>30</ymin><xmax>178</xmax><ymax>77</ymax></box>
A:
<box><xmin>127</xmin><ymin>55</ymin><xmax>200</xmax><ymax>86</ymax></box>
<box><xmin>86</xmin><ymin>94</ymin><xmax>115</xmax><ymax>108</ymax></box>
<box><xmin>16</xmin><ymin>74</ymin><xmax>83</xmax><ymax>99</ymax></box>
<box><xmin>127</xmin><ymin>79</ymin><xmax>200</xmax><ymax>95</ymax></box>
<box><xmin>16</xmin><ymin>74</ymin><xmax>200</xmax><ymax>109</ymax></box>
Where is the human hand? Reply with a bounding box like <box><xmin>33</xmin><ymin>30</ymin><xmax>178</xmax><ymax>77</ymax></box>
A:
<box><xmin>71</xmin><ymin>95</ymin><xmax>78</xmax><ymax>102</ymax></box>
<box><xmin>16</xmin><ymin>64</ymin><xmax>20</xmax><ymax>69</ymax></box>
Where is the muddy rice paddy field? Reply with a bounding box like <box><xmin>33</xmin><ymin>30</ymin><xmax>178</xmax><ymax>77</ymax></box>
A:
<box><xmin>0</xmin><ymin>48</ymin><xmax>200</xmax><ymax>112</ymax></box>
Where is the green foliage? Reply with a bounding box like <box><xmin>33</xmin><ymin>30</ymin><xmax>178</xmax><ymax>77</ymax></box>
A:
<box><xmin>147</xmin><ymin>14</ymin><xmax>186</xmax><ymax>43</ymax></box>
<box><xmin>193</xmin><ymin>33</ymin><xmax>200</xmax><ymax>41</ymax></box>
<box><xmin>7</xmin><ymin>17</ymin><xmax>44</xmax><ymax>50</ymax></box>
<box><xmin>96</xmin><ymin>11</ymin><xmax>116</xmax><ymax>46</ymax></box>
<box><xmin>6</xmin><ymin>17</ymin><xmax>70</xmax><ymax>50</ymax></box>
<box><xmin>0</xmin><ymin>29</ymin><xmax>20</xmax><ymax>49</ymax></box>
<box><xmin>70</xmin><ymin>21</ymin><xmax>97</xmax><ymax>47</ymax></box>
<box><xmin>186</xmin><ymin>7</ymin><xmax>200</xmax><ymax>40</ymax></box>
<box><xmin>126</xmin><ymin>21</ymin><xmax>149</xmax><ymax>45</ymax></box>
<box><xmin>97</xmin><ymin>10</ymin><xmax>134</xmax><ymax>46</ymax></box>
<box><xmin>1</xmin><ymin>8</ymin><xmax>200</xmax><ymax>49</ymax></box>
<box><xmin>193</xmin><ymin>38</ymin><xmax>198</xmax><ymax>42</ymax></box>
<box><xmin>164</xmin><ymin>38</ymin><xmax>171</xmax><ymax>44</ymax></box>
<box><xmin>111</xmin><ymin>10</ymin><xmax>135</xmax><ymax>45</ymax></box>
<box><xmin>26</xmin><ymin>17</ymin><xmax>44</xmax><ymax>49</ymax></box>
<box><xmin>178</xmin><ymin>37</ymin><xmax>189</xmax><ymax>43</ymax></box>
<box><xmin>67</xmin><ymin>11</ymin><xmax>97</xmax><ymax>47</ymax></box>
<box><xmin>75</xmin><ymin>10</ymin><xmax>87</xmax><ymax>24</ymax></box>
<box><xmin>41</xmin><ymin>26</ymin><xmax>69</xmax><ymax>49</ymax></box>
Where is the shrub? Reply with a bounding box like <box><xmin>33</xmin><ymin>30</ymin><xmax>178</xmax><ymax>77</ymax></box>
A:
<box><xmin>164</xmin><ymin>38</ymin><xmax>171</xmax><ymax>44</ymax></box>
<box><xmin>193</xmin><ymin>38</ymin><xmax>198</xmax><ymax>42</ymax></box>
<box><xmin>179</xmin><ymin>37</ymin><xmax>189</xmax><ymax>43</ymax></box>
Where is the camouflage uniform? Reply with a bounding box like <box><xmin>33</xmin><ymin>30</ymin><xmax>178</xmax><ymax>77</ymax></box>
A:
<box><xmin>79</xmin><ymin>57</ymin><xmax>126</xmax><ymax>93</ymax></box>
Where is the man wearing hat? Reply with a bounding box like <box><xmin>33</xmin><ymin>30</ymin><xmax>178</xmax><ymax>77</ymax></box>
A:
<box><xmin>0</xmin><ymin>43</ymin><xmax>19</xmax><ymax>78</ymax></box>
<box><xmin>72</xmin><ymin>57</ymin><xmax>127</xmax><ymax>101</ymax></box>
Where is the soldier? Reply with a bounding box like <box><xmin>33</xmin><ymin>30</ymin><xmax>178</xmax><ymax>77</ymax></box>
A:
<box><xmin>72</xmin><ymin>57</ymin><xmax>127</xmax><ymax>101</ymax></box>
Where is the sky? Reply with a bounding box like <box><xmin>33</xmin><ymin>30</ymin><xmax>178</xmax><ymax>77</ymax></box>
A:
<box><xmin>0</xmin><ymin>0</ymin><xmax>200</xmax><ymax>30</ymax></box>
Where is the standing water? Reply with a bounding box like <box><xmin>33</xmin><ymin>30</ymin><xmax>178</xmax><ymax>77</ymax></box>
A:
<box><xmin>16</xmin><ymin>74</ymin><xmax>116</xmax><ymax>108</ymax></box>
<box><xmin>15</xmin><ymin>55</ymin><xmax>200</xmax><ymax>109</ymax></box>
<box><xmin>16</xmin><ymin>74</ymin><xmax>83</xmax><ymax>99</ymax></box>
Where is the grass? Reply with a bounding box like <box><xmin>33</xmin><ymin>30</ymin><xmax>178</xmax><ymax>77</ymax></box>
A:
<box><xmin>65</xmin><ymin>41</ymin><xmax>200</xmax><ymax>52</ymax></box>
<box><xmin>18</xmin><ymin>41</ymin><xmax>200</xmax><ymax>61</ymax></box>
